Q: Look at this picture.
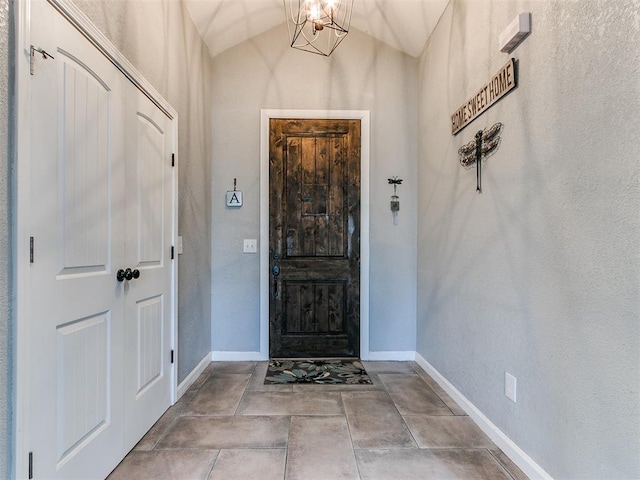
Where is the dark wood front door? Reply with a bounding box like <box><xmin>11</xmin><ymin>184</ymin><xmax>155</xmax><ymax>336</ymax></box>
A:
<box><xmin>269</xmin><ymin>119</ymin><xmax>361</xmax><ymax>358</ymax></box>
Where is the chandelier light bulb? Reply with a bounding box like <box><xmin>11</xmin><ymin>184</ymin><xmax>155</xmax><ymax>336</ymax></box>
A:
<box><xmin>308</xmin><ymin>3</ymin><xmax>319</xmax><ymax>20</ymax></box>
<box><xmin>285</xmin><ymin>0</ymin><xmax>353</xmax><ymax>56</ymax></box>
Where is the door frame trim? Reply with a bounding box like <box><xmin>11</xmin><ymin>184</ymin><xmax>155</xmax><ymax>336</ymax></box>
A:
<box><xmin>14</xmin><ymin>1</ymin><xmax>179</xmax><ymax>476</ymax></box>
<box><xmin>259</xmin><ymin>109</ymin><xmax>371</xmax><ymax>360</ymax></box>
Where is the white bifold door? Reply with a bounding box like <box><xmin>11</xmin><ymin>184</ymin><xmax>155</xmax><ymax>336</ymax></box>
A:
<box><xmin>26</xmin><ymin>1</ymin><xmax>175</xmax><ymax>478</ymax></box>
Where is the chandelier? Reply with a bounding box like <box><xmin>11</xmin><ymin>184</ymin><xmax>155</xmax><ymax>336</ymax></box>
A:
<box><xmin>284</xmin><ymin>0</ymin><xmax>354</xmax><ymax>56</ymax></box>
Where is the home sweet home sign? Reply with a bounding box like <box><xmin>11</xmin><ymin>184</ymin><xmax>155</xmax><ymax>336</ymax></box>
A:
<box><xmin>451</xmin><ymin>58</ymin><xmax>516</xmax><ymax>135</ymax></box>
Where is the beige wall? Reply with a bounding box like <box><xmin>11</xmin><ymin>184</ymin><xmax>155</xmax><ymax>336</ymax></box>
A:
<box><xmin>210</xmin><ymin>26</ymin><xmax>418</xmax><ymax>355</ymax></box>
<box><xmin>417</xmin><ymin>0</ymin><xmax>640</xmax><ymax>477</ymax></box>
<box><xmin>74</xmin><ymin>0</ymin><xmax>214</xmax><ymax>382</ymax></box>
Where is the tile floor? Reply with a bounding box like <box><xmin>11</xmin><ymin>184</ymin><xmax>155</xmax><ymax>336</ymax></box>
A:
<box><xmin>108</xmin><ymin>361</ymin><xmax>529</xmax><ymax>480</ymax></box>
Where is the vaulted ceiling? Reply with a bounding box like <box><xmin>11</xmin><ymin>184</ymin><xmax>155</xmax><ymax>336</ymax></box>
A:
<box><xmin>184</xmin><ymin>0</ymin><xmax>450</xmax><ymax>58</ymax></box>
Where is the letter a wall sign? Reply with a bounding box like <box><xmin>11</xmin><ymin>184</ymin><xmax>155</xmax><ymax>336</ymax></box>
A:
<box><xmin>450</xmin><ymin>58</ymin><xmax>517</xmax><ymax>135</ymax></box>
<box><xmin>226</xmin><ymin>190</ymin><xmax>243</xmax><ymax>207</ymax></box>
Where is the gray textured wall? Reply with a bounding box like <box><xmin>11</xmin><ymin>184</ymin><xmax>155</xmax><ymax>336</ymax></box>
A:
<box><xmin>417</xmin><ymin>0</ymin><xmax>640</xmax><ymax>478</ymax></box>
<box><xmin>210</xmin><ymin>26</ymin><xmax>418</xmax><ymax>355</ymax></box>
<box><xmin>73</xmin><ymin>0</ymin><xmax>213</xmax><ymax>382</ymax></box>
<box><xmin>0</xmin><ymin>0</ymin><xmax>11</xmax><ymax>476</ymax></box>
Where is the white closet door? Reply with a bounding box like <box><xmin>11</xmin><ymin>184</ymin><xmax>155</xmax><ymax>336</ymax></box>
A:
<box><xmin>28</xmin><ymin>1</ymin><xmax>126</xmax><ymax>478</ymax></box>
<box><xmin>123</xmin><ymin>87</ymin><xmax>173</xmax><ymax>447</ymax></box>
<box><xmin>26</xmin><ymin>1</ymin><xmax>175</xmax><ymax>477</ymax></box>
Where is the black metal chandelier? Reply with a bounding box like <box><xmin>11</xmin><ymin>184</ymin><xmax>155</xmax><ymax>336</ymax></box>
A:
<box><xmin>284</xmin><ymin>0</ymin><xmax>354</xmax><ymax>56</ymax></box>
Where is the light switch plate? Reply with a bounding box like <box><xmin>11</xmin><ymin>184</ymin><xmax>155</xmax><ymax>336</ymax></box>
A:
<box><xmin>243</xmin><ymin>239</ymin><xmax>257</xmax><ymax>253</ymax></box>
<box><xmin>177</xmin><ymin>236</ymin><xmax>183</xmax><ymax>255</ymax></box>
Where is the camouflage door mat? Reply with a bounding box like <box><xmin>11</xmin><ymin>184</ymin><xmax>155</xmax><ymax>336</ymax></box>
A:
<box><xmin>265</xmin><ymin>359</ymin><xmax>373</xmax><ymax>385</ymax></box>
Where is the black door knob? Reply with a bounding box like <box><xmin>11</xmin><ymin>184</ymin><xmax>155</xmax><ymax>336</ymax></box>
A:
<box><xmin>132</xmin><ymin>269</ymin><xmax>140</xmax><ymax>279</ymax></box>
<box><xmin>124</xmin><ymin>268</ymin><xmax>133</xmax><ymax>281</ymax></box>
<box><xmin>117</xmin><ymin>269</ymin><xmax>126</xmax><ymax>282</ymax></box>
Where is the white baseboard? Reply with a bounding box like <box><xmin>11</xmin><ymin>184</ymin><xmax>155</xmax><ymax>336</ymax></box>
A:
<box><xmin>364</xmin><ymin>350</ymin><xmax>416</xmax><ymax>361</ymax></box>
<box><xmin>211</xmin><ymin>351</ymin><xmax>417</xmax><ymax>361</ymax></box>
<box><xmin>176</xmin><ymin>352</ymin><xmax>211</xmax><ymax>399</ymax></box>
<box><xmin>211</xmin><ymin>351</ymin><xmax>267</xmax><ymax>361</ymax></box>
<box><xmin>414</xmin><ymin>353</ymin><xmax>553</xmax><ymax>480</ymax></box>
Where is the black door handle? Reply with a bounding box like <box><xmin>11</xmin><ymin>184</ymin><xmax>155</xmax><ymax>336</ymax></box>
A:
<box><xmin>117</xmin><ymin>268</ymin><xmax>141</xmax><ymax>282</ymax></box>
<box><xmin>117</xmin><ymin>269</ymin><xmax>126</xmax><ymax>282</ymax></box>
<box><xmin>272</xmin><ymin>264</ymin><xmax>280</xmax><ymax>298</ymax></box>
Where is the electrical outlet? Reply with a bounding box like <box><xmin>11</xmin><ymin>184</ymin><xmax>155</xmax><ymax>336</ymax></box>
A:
<box><xmin>505</xmin><ymin>372</ymin><xmax>517</xmax><ymax>403</ymax></box>
<box><xmin>243</xmin><ymin>239</ymin><xmax>257</xmax><ymax>254</ymax></box>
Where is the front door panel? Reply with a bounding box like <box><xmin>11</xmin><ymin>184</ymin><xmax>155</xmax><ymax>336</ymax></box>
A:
<box><xmin>269</xmin><ymin>119</ymin><xmax>361</xmax><ymax>358</ymax></box>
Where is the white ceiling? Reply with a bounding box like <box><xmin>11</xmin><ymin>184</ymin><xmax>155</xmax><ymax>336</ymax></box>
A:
<box><xmin>184</xmin><ymin>0</ymin><xmax>451</xmax><ymax>58</ymax></box>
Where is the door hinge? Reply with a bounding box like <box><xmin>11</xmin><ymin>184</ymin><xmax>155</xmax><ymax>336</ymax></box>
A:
<box><xmin>30</xmin><ymin>45</ymin><xmax>55</xmax><ymax>76</ymax></box>
<box><xmin>28</xmin><ymin>451</ymin><xmax>33</xmax><ymax>479</ymax></box>
<box><xmin>29</xmin><ymin>237</ymin><xmax>34</xmax><ymax>264</ymax></box>
<box><xmin>170</xmin><ymin>350</ymin><xmax>174</xmax><ymax>364</ymax></box>
<box><xmin>171</xmin><ymin>153</ymin><xmax>175</xmax><ymax>167</ymax></box>
<box><xmin>171</xmin><ymin>246</ymin><xmax>174</xmax><ymax>260</ymax></box>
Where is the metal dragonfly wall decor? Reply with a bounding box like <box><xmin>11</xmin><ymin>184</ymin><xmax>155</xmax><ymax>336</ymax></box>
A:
<box><xmin>458</xmin><ymin>122</ymin><xmax>503</xmax><ymax>193</ymax></box>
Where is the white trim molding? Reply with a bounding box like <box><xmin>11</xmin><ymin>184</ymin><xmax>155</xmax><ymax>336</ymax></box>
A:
<box><xmin>366</xmin><ymin>351</ymin><xmax>416</xmax><ymax>361</ymax></box>
<box><xmin>259</xmin><ymin>109</ymin><xmax>371</xmax><ymax>360</ymax></box>
<box><xmin>47</xmin><ymin>0</ymin><xmax>177</xmax><ymax>120</ymax></box>
<box><xmin>176</xmin><ymin>352</ymin><xmax>212</xmax><ymax>399</ymax></box>
<box><xmin>414</xmin><ymin>353</ymin><xmax>553</xmax><ymax>480</ymax></box>
<box><xmin>212</xmin><ymin>351</ymin><xmax>265</xmax><ymax>362</ymax></box>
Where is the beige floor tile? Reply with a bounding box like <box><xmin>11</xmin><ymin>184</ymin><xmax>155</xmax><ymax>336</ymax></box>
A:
<box><xmin>410</xmin><ymin>363</ymin><xmax>467</xmax><ymax>415</ymax></box>
<box><xmin>184</xmin><ymin>374</ymin><xmax>251</xmax><ymax>415</ymax></box>
<box><xmin>113</xmin><ymin>362</ymin><xmax>526</xmax><ymax>480</ymax></box>
<box><xmin>107</xmin><ymin>449</ymin><xmax>218</xmax><ymax>480</ymax></box>
<box><xmin>209</xmin><ymin>449</ymin><xmax>286</xmax><ymax>480</ymax></box>
<box><xmin>187</xmin><ymin>372</ymin><xmax>211</xmax><ymax>393</ymax></box>
<box><xmin>341</xmin><ymin>391</ymin><xmax>399</xmax><ymax>418</ymax></box>
<box><xmin>380</xmin><ymin>375</ymin><xmax>452</xmax><ymax>415</ymax></box>
<box><xmin>361</xmin><ymin>361</ymin><xmax>417</xmax><ymax>375</ymax></box>
<box><xmin>237</xmin><ymin>391</ymin><xmax>344</xmax><ymax>416</ymax></box>
<box><xmin>355</xmin><ymin>448</ymin><xmax>513</xmax><ymax>480</ymax></box>
<box><xmin>489</xmin><ymin>448</ymin><xmax>530</xmax><ymax>480</ymax></box>
<box><xmin>377</xmin><ymin>373</ymin><xmax>432</xmax><ymax>390</ymax></box>
<box><xmin>286</xmin><ymin>416</ymin><xmax>359</xmax><ymax>480</ymax></box>
<box><xmin>403</xmin><ymin>415</ymin><xmax>494</xmax><ymax>448</ymax></box>
<box><xmin>134</xmin><ymin>398</ymin><xmax>189</xmax><ymax>451</ymax></box>
<box><xmin>156</xmin><ymin>415</ymin><xmax>290</xmax><ymax>449</ymax></box>
<box><xmin>204</xmin><ymin>361</ymin><xmax>257</xmax><ymax>375</ymax></box>
<box><xmin>347</xmin><ymin>415</ymin><xmax>417</xmax><ymax>449</ymax></box>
